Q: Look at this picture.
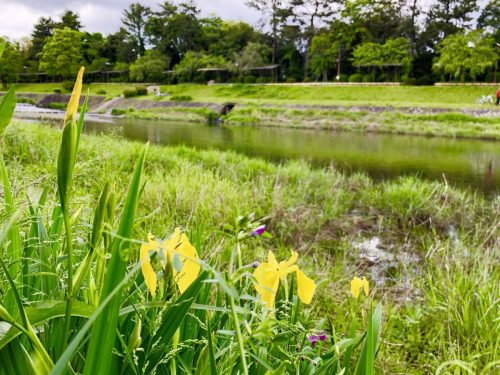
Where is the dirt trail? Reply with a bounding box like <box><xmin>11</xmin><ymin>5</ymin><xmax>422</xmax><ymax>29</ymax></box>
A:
<box><xmin>92</xmin><ymin>96</ymin><xmax>122</xmax><ymax>114</ymax></box>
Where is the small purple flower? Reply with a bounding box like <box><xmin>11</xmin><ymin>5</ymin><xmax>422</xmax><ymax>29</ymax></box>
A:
<box><xmin>251</xmin><ymin>224</ymin><xmax>266</xmax><ymax>237</ymax></box>
<box><xmin>308</xmin><ymin>332</ymin><xmax>327</xmax><ymax>347</ymax></box>
<box><xmin>308</xmin><ymin>335</ymin><xmax>319</xmax><ymax>347</ymax></box>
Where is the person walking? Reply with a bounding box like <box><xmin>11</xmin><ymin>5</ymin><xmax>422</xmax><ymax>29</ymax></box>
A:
<box><xmin>496</xmin><ymin>87</ymin><xmax>500</xmax><ymax>105</ymax></box>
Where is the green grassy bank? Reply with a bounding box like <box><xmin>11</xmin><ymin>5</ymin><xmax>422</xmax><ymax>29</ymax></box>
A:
<box><xmin>3</xmin><ymin>121</ymin><xmax>499</xmax><ymax>374</ymax></box>
<box><xmin>225</xmin><ymin>106</ymin><xmax>500</xmax><ymax>139</ymax></box>
<box><xmin>13</xmin><ymin>83</ymin><xmax>500</xmax><ymax>109</ymax></box>
<box><xmin>109</xmin><ymin>105</ymin><xmax>500</xmax><ymax>140</ymax></box>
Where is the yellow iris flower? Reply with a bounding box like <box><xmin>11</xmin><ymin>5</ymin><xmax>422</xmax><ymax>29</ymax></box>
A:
<box><xmin>65</xmin><ymin>66</ymin><xmax>84</xmax><ymax>124</ymax></box>
<box><xmin>253</xmin><ymin>250</ymin><xmax>316</xmax><ymax>309</ymax></box>
<box><xmin>140</xmin><ymin>228</ymin><xmax>200</xmax><ymax>297</ymax></box>
<box><xmin>350</xmin><ymin>276</ymin><xmax>369</xmax><ymax>298</ymax></box>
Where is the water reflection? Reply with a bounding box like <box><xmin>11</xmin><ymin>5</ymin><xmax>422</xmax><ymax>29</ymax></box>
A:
<box><xmin>84</xmin><ymin>118</ymin><xmax>499</xmax><ymax>194</ymax></box>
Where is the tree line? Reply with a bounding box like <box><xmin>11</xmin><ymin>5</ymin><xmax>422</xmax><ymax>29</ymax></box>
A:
<box><xmin>0</xmin><ymin>0</ymin><xmax>499</xmax><ymax>87</ymax></box>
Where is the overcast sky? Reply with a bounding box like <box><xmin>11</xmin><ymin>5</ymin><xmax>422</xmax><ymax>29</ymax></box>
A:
<box><xmin>0</xmin><ymin>0</ymin><xmax>261</xmax><ymax>40</ymax></box>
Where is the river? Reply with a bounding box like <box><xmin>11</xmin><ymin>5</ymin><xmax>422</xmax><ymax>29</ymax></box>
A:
<box><xmin>81</xmin><ymin>117</ymin><xmax>500</xmax><ymax>195</ymax></box>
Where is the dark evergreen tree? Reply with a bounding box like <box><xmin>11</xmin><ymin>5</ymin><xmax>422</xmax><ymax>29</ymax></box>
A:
<box><xmin>122</xmin><ymin>2</ymin><xmax>151</xmax><ymax>56</ymax></box>
<box><xmin>58</xmin><ymin>10</ymin><xmax>82</xmax><ymax>31</ymax></box>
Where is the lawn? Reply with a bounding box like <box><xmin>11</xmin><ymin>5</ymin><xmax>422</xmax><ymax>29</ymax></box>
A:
<box><xmin>159</xmin><ymin>84</ymin><xmax>500</xmax><ymax>108</ymax></box>
<box><xmin>12</xmin><ymin>82</ymin><xmax>500</xmax><ymax>109</ymax></box>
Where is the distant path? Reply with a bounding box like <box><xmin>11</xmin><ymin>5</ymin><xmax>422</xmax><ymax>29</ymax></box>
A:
<box><xmin>92</xmin><ymin>96</ymin><xmax>123</xmax><ymax>115</ymax></box>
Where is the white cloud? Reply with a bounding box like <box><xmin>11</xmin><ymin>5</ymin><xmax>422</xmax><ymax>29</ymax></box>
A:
<box><xmin>0</xmin><ymin>0</ymin><xmax>261</xmax><ymax>41</ymax></box>
<box><xmin>78</xmin><ymin>3</ymin><xmax>123</xmax><ymax>34</ymax></box>
<box><xmin>0</xmin><ymin>2</ymin><xmax>51</xmax><ymax>40</ymax></box>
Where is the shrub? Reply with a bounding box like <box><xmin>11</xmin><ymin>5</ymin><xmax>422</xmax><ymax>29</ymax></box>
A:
<box><xmin>243</xmin><ymin>76</ymin><xmax>256</xmax><ymax>84</ymax></box>
<box><xmin>348</xmin><ymin>73</ymin><xmax>363</xmax><ymax>82</ymax></box>
<box><xmin>256</xmin><ymin>77</ymin><xmax>271</xmax><ymax>84</ymax></box>
<box><xmin>362</xmin><ymin>74</ymin><xmax>373</xmax><ymax>82</ymax></box>
<box><xmin>62</xmin><ymin>81</ymin><xmax>75</xmax><ymax>91</ymax></box>
<box><xmin>53</xmin><ymin>88</ymin><xmax>62</xmax><ymax>94</ymax></box>
<box><xmin>286</xmin><ymin>77</ymin><xmax>296</xmax><ymax>83</ymax></box>
<box><xmin>17</xmin><ymin>97</ymin><xmax>36</xmax><ymax>105</ymax></box>
<box><xmin>111</xmin><ymin>108</ymin><xmax>126</xmax><ymax>116</ymax></box>
<box><xmin>135</xmin><ymin>86</ymin><xmax>148</xmax><ymax>96</ymax></box>
<box><xmin>123</xmin><ymin>89</ymin><xmax>136</xmax><ymax>98</ymax></box>
<box><xmin>403</xmin><ymin>77</ymin><xmax>417</xmax><ymax>85</ymax></box>
<box><xmin>415</xmin><ymin>74</ymin><xmax>435</xmax><ymax>86</ymax></box>
<box><xmin>123</xmin><ymin>87</ymin><xmax>148</xmax><ymax>98</ymax></box>
<box><xmin>47</xmin><ymin>102</ymin><xmax>67</xmax><ymax>110</ymax></box>
<box><xmin>205</xmin><ymin>110</ymin><xmax>219</xmax><ymax>123</ymax></box>
<box><xmin>338</xmin><ymin>74</ymin><xmax>349</xmax><ymax>82</ymax></box>
<box><xmin>169</xmin><ymin>95</ymin><xmax>193</xmax><ymax>101</ymax></box>
<box><xmin>96</xmin><ymin>89</ymin><xmax>107</xmax><ymax>95</ymax></box>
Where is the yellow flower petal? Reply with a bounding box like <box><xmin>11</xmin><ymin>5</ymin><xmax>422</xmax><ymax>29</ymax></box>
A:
<box><xmin>65</xmin><ymin>66</ymin><xmax>85</xmax><ymax>124</ymax></box>
<box><xmin>351</xmin><ymin>276</ymin><xmax>369</xmax><ymax>299</ymax></box>
<box><xmin>282</xmin><ymin>251</ymin><xmax>298</xmax><ymax>270</ymax></box>
<box><xmin>362</xmin><ymin>277</ymin><xmax>369</xmax><ymax>296</ymax></box>
<box><xmin>267</xmin><ymin>251</ymin><xmax>278</xmax><ymax>268</ymax></box>
<box><xmin>140</xmin><ymin>237</ymin><xmax>161</xmax><ymax>297</ymax></box>
<box><xmin>296</xmin><ymin>269</ymin><xmax>316</xmax><ymax>304</ymax></box>
<box><xmin>254</xmin><ymin>262</ymin><xmax>280</xmax><ymax>309</ymax></box>
<box><xmin>169</xmin><ymin>227</ymin><xmax>182</xmax><ymax>248</ymax></box>
<box><xmin>172</xmin><ymin>233</ymin><xmax>200</xmax><ymax>294</ymax></box>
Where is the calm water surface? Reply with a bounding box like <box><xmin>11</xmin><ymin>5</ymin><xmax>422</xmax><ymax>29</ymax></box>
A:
<box><xmin>83</xmin><ymin>118</ymin><xmax>500</xmax><ymax>194</ymax></box>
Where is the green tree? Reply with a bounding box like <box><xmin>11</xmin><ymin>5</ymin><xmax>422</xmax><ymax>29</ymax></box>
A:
<box><xmin>81</xmin><ymin>32</ymin><xmax>105</xmax><ymax>66</ymax></box>
<box><xmin>122</xmin><ymin>2</ymin><xmax>151</xmax><ymax>56</ymax></box>
<box><xmin>478</xmin><ymin>0</ymin><xmax>500</xmax><ymax>42</ymax></box>
<box><xmin>39</xmin><ymin>27</ymin><xmax>83</xmax><ymax>79</ymax></box>
<box><xmin>174</xmin><ymin>51</ymin><xmax>228</xmax><ymax>82</ymax></box>
<box><xmin>206</xmin><ymin>21</ymin><xmax>258</xmax><ymax>59</ymax></box>
<box><xmin>27</xmin><ymin>17</ymin><xmax>55</xmax><ymax>65</ymax></box>
<box><xmin>101</xmin><ymin>28</ymin><xmax>137</xmax><ymax>63</ymax></box>
<box><xmin>146</xmin><ymin>1</ymin><xmax>203</xmax><ymax>66</ymax></box>
<box><xmin>433</xmin><ymin>30</ymin><xmax>498</xmax><ymax>82</ymax></box>
<box><xmin>341</xmin><ymin>0</ymin><xmax>407</xmax><ymax>43</ymax></box>
<box><xmin>234</xmin><ymin>42</ymin><xmax>271</xmax><ymax>71</ymax></box>
<box><xmin>309</xmin><ymin>33</ymin><xmax>338</xmax><ymax>81</ymax></box>
<box><xmin>382</xmin><ymin>38</ymin><xmax>412</xmax><ymax>77</ymax></box>
<box><xmin>129</xmin><ymin>50</ymin><xmax>169</xmax><ymax>82</ymax></box>
<box><xmin>352</xmin><ymin>42</ymin><xmax>384</xmax><ymax>68</ymax></box>
<box><xmin>244</xmin><ymin>0</ymin><xmax>293</xmax><ymax>63</ymax></box>
<box><xmin>57</xmin><ymin>10</ymin><xmax>82</xmax><ymax>31</ymax></box>
<box><xmin>0</xmin><ymin>39</ymin><xmax>22</xmax><ymax>88</ymax></box>
<box><xmin>290</xmin><ymin>0</ymin><xmax>335</xmax><ymax>79</ymax></box>
<box><xmin>423</xmin><ymin>0</ymin><xmax>478</xmax><ymax>48</ymax></box>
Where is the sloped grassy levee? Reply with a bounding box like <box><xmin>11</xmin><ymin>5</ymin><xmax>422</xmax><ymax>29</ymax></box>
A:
<box><xmin>104</xmin><ymin>105</ymin><xmax>500</xmax><ymax>140</ymax></box>
<box><xmin>14</xmin><ymin>83</ymin><xmax>499</xmax><ymax>108</ymax></box>
<box><xmin>223</xmin><ymin>106</ymin><xmax>500</xmax><ymax>140</ymax></box>
<box><xmin>2</xmin><ymin>120</ymin><xmax>499</xmax><ymax>374</ymax></box>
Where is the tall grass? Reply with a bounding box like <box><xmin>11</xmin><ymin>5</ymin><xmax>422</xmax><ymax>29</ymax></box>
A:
<box><xmin>0</xmin><ymin>64</ymin><xmax>386</xmax><ymax>373</ymax></box>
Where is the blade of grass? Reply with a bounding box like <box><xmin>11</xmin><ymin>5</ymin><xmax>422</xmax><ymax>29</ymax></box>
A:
<box><xmin>0</xmin><ymin>84</ymin><xmax>16</xmax><ymax>136</ymax></box>
<box><xmin>355</xmin><ymin>303</ymin><xmax>382</xmax><ymax>375</ymax></box>
<box><xmin>82</xmin><ymin>144</ymin><xmax>148</xmax><ymax>375</ymax></box>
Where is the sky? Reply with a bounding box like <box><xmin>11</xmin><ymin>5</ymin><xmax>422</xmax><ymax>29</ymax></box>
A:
<box><xmin>0</xmin><ymin>0</ymin><xmax>261</xmax><ymax>40</ymax></box>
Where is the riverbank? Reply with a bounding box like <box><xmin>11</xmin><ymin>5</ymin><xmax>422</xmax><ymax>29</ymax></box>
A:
<box><xmin>12</xmin><ymin>83</ymin><xmax>500</xmax><ymax>109</ymax></box>
<box><xmin>7</xmin><ymin>83</ymin><xmax>500</xmax><ymax>140</ymax></box>
<box><xmin>100</xmin><ymin>102</ymin><xmax>500</xmax><ymax>140</ymax></box>
<box><xmin>4</xmin><ymin>121</ymin><xmax>499</xmax><ymax>373</ymax></box>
